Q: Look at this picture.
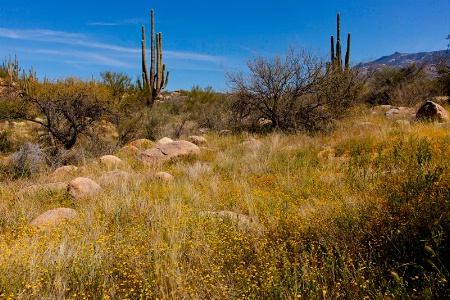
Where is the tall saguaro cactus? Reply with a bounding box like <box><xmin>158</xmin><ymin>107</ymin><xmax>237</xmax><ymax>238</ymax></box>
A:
<box><xmin>330</xmin><ymin>13</ymin><xmax>351</xmax><ymax>72</ymax></box>
<box><xmin>142</xmin><ymin>9</ymin><xmax>169</xmax><ymax>106</ymax></box>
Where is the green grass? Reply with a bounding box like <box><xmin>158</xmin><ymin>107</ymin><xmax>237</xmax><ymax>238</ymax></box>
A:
<box><xmin>1</xmin><ymin>110</ymin><xmax>450</xmax><ymax>299</ymax></box>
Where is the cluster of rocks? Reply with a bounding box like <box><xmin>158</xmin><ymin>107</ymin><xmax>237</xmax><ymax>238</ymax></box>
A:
<box><xmin>371</xmin><ymin>101</ymin><xmax>449</xmax><ymax>123</ymax></box>
<box><xmin>26</xmin><ymin>135</ymin><xmax>214</xmax><ymax>229</ymax></box>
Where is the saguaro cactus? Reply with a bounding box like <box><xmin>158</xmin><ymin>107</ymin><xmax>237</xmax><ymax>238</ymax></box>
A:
<box><xmin>142</xmin><ymin>9</ymin><xmax>169</xmax><ymax>106</ymax></box>
<box><xmin>330</xmin><ymin>13</ymin><xmax>351</xmax><ymax>72</ymax></box>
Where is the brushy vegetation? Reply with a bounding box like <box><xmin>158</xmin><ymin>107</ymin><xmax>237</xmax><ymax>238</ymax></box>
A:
<box><xmin>0</xmin><ymin>107</ymin><xmax>450</xmax><ymax>299</ymax></box>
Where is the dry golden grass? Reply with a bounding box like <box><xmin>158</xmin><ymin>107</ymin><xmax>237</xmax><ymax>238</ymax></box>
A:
<box><xmin>1</xmin><ymin>106</ymin><xmax>450</xmax><ymax>299</ymax></box>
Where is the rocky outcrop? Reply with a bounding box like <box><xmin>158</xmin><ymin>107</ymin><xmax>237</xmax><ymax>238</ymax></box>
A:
<box><xmin>139</xmin><ymin>140</ymin><xmax>200</xmax><ymax>166</ymax></box>
<box><xmin>416</xmin><ymin>101</ymin><xmax>449</xmax><ymax>122</ymax></box>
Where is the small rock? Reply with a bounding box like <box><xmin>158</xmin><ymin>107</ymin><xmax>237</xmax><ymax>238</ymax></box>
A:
<box><xmin>128</xmin><ymin>139</ymin><xmax>154</xmax><ymax>150</ymax></box>
<box><xmin>67</xmin><ymin>177</ymin><xmax>101</xmax><ymax>200</ymax></box>
<box><xmin>188</xmin><ymin>135</ymin><xmax>207</xmax><ymax>145</ymax></box>
<box><xmin>50</xmin><ymin>165</ymin><xmax>78</xmax><ymax>178</ymax></box>
<box><xmin>120</xmin><ymin>145</ymin><xmax>140</xmax><ymax>155</ymax></box>
<box><xmin>155</xmin><ymin>171</ymin><xmax>174</xmax><ymax>182</ymax></box>
<box><xmin>371</xmin><ymin>105</ymin><xmax>393</xmax><ymax>115</ymax></box>
<box><xmin>99</xmin><ymin>155</ymin><xmax>122</xmax><ymax>168</ymax></box>
<box><xmin>157</xmin><ymin>137</ymin><xmax>174</xmax><ymax>145</ymax></box>
<box><xmin>21</xmin><ymin>182</ymin><xmax>68</xmax><ymax>194</ymax></box>
<box><xmin>242</xmin><ymin>138</ymin><xmax>263</xmax><ymax>149</ymax></box>
<box><xmin>30</xmin><ymin>208</ymin><xmax>78</xmax><ymax>228</ymax></box>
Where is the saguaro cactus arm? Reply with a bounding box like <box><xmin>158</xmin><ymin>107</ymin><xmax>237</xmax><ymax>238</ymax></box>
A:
<box><xmin>345</xmin><ymin>32</ymin><xmax>351</xmax><ymax>71</ymax></box>
<box><xmin>150</xmin><ymin>9</ymin><xmax>155</xmax><ymax>95</ymax></box>
<box><xmin>142</xmin><ymin>26</ymin><xmax>149</xmax><ymax>87</ymax></box>
<box><xmin>336</xmin><ymin>13</ymin><xmax>341</xmax><ymax>68</ymax></box>
<box><xmin>330</xmin><ymin>36</ymin><xmax>335</xmax><ymax>62</ymax></box>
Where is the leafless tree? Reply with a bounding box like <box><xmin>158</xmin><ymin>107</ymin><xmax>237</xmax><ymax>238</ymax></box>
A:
<box><xmin>226</xmin><ymin>47</ymin><xmax>364</xmax><ymax>132</ymax></box>
<box><xmin>227</xmin><ymin>47</ymin><xmax>324</xmax><ymax>131</ymax></box>
<box><xmin>19</xmin><ymin>92</ymin><xmax>107</xmax><ymax>149</ymax></box>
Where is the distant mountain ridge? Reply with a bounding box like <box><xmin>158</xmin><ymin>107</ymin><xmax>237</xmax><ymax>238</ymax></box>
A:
<box><xmin>357</xmin><ymin>50</ymin><xmax>449</xmax><ymax>70</ymax></box>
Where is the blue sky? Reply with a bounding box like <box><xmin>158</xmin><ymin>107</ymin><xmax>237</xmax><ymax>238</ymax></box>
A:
<box><xmin>1</xmin><ymin>1</ymin><xmax>449</xmax><ymax>91</ymax></box>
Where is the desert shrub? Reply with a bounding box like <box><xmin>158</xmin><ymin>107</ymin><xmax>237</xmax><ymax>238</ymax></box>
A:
<box><xmin>143</xmin><ymin>104</ymin><xmax>186</xmax><ymax>140</ymax></box>
<box><xmin>376</xmin><ymin>138</ymin><xmax>450</xmax><ymax>297</ymax></box>
<box><xmin>338</xmin><ymin>136</ymin><xmax>450</xmax><ymax>298</ymax></box>
<box><xmin>182</xmin><ymin>85</ymin><xmax>233</xmax><ymax>131</ymax></box>
<box><xmin>227</xmin><ymin>47</ymin><xmax>323</xmax><ymax>132</ymax></box>
<box><xmin>10</xmin><ymin>78</ymin><xmax>113</xmax><ymax>150</ymax></box>
<box><xmin>106</xmin><ymin>90</ymin><xmax>149</xmax><ymax>145</ymax></box>
<box><xmin>436</xmin><ymin>58</ymin><xmax>450</xmax><ymax>97</ymax></box>
<box><xmin>227</xmin><ymin>47</ymin><xmax>365</xmax><ymax>133</ymax></box>
<box><xmin>0</xmin><ymin>142</ymin><xmax>46</xmax><ymax>179</ymax></box>
<box><xmin>0</xmin><ymin>130</ymin><xmax>13</xmax><ymax>153</ymax></box>
<box><xmin>365</xmin><ymin>63</ymin><xmax>439</xmax><ymax>106</ymax></box>
<box><xmin>100</xmin><ymin>71</ymin><xmax>134</xmax><ymax>102</ymax></box>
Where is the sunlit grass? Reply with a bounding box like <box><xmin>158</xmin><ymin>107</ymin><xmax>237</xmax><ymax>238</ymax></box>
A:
<box><xmin>1</xmin><ymin>109</ymin><xmax>450</xmax><ymax>299</ymax></box>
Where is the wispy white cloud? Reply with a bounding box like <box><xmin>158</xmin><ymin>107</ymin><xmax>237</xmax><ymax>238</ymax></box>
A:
<box><xmin>0</xmin><ymin>28</ymin><xmax>83</xmax><ymax>41</ymax></box>
<box><xmin>0</xmin><ymin>26</ymin><xmax>228</xmax><ymax>77</ymax></box>
<box><xmin>33</xmin><ymin>49</ymin><xmax>132</xmax><ymax>67</ymax></box>
<box><xmin>0</xmin><ymin>27</ymin><xmax>224</xmax><ymax>63</ymax></box>
<box><xmin>165</xmin><ymin>50</ymin><xmax>224</xmax><ymax>63</ymax></box>
<box><xmin>87</xmin><ymin>18</ymin><xmax>147</xmax><ymax>26</ymax></box>
<box><xmin>0</xmin><ymin>28</ymin><xmax>138</xmax><ymax>53</ymax></box>
<box><xmin>86</xmin><ymin>22</ymin><xmax>120</xmax><ymax>26</ymax></box>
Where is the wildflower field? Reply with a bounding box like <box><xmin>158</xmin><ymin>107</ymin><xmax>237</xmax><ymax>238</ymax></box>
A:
<box><xmin>1</xmin><ymin>108</ymin><xmax>450</xmax><ymax>299</ymax></box>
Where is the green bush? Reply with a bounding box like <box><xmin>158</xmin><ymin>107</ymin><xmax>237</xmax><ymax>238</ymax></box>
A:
<box><xmin>365</xmin><ymin>63</ymin><xmax>439</xmax><ymax>106</ymax></box>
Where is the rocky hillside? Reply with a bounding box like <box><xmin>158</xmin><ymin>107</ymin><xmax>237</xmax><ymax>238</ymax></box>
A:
<box><xmin>357</xmin><ymin>50</ymin><xmax>449</xmax><ymax>72</ymax></box>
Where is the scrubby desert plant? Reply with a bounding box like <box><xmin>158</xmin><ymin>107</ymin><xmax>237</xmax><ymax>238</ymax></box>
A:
<box><xmin>227</xmin><ymin>46</ymin><xmax>364</xmax><ymax>133</ymax></box>
<box><xmin>100</xmin><ymin>71</ymin><xmax>134</xmax><ymax>102</ymax></box>
<box><xmin>11</xmin><ymin>78</ymin><xmax>111</xmax><ymax>150</ymax></box>
<box><xmin>436</xmin><ymin>57</ymin><xmax>450</xmax><ymax>97</ymax></box>
<box><xmin>183</xmin><ymin>85</ymin><xmax>232</xmax><ymax>131</ymax></box>
<box><xmin>365</xmin><ymin>63</ymin><xmax>439</xmax><ymax>106</ymax></box>
<box><xmin>2</xmin><ymin>141</ymin><xmax>46</xmax><ymax>179</ymax></box>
